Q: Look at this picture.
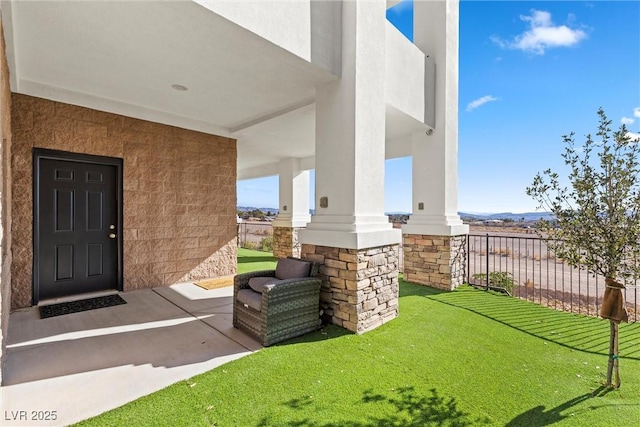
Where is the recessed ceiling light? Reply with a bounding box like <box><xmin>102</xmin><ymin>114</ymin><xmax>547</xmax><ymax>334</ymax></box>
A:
<box><xmin>172</xmin><ymin>84</ymin><xmax>188</xmax><ymax>91</ymax></box>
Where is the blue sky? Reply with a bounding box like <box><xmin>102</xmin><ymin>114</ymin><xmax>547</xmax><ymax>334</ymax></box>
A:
<box><xmin>237</xmin><ymin>0</ymin><xmax>640</xmax><ymax>214</ymax></box>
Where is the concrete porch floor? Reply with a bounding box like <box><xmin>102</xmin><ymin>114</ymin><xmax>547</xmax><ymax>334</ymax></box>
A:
<box><xmin>1</xmin><ymin>283</ymin><xmax>261</xmax><ymax>426</ymax></box>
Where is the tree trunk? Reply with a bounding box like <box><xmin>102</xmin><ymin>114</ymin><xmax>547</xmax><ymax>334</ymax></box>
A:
<box><xmin>606</xmin><ymin>320</ymin><xmax>621</xmax><ymax>388</ymax></box>
<box><xmin>602</xmin><ymin>278</ymin><xmax>626</xmax><ymax>388</ymax></box>
<box><xmin>606</xmin><ymin>321</ymin><xmax>614</xmax><ymax>387</ymax></box>
<box><xmin>614</xmin><ymin>321</ymin><xmax>621</xmax><ymax>388</ymax></box>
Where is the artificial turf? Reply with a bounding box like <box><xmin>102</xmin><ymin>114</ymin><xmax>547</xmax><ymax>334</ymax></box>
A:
<box><xmin>77</xmin><ymin>249</ymin><xmax>640</xmax><ymax>426</ymax></box>
<box><xmin>236</xmin><ymin>248</ymin><xmax>278</xmax><ymax>274</ymax></box>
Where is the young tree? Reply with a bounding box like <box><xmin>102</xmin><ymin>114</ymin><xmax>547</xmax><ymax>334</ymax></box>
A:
<box><xmin>526</xmin><ymin>108</ymin><xmax>640</xmax><ymax>388</ymax></box>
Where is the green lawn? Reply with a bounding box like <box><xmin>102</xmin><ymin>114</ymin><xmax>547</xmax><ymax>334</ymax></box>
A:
<box><xmin>78</xmin><ymin>249</ymin><xmax>640</xmax><ymax>426</ymax></box>
<box><xmin>236</xmin><ymin>248</ymin><xmax>277</xmax><ymax>274</ymax></box>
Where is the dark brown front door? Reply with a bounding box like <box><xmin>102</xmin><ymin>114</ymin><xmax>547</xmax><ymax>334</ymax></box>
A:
<box><xmin>34</xmin><ymin>149</ymin><xmax>122</xmax><ymax>303</ymax></box>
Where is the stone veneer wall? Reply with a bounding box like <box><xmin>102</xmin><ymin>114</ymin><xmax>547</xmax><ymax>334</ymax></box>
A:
<box><xmin>301</xmin><ymin>244</ymin><xmax>399</xmax><ymax>333</ymax></box>
<box><xmin>10</xmin><ymin>94</ymin><xmax>237</xmax><ymax>308</ymax></box>
<box><xmin>0</xmin><ymin>16</ymin><xmax>13</xmax><ymax>385</ymax></box>
<box><xmin>403</xmin><ymin>234</ymin><xmax>466</xmax><ymax>291</ymax></box>
<box><xmin>272</xmin><ymin>226</ymin><xmax>302</xmax><ymax>258</ymax></box>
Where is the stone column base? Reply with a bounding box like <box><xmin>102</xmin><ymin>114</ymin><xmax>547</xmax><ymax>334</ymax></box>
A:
<box><xmin>403</xmin><ymin>234</ymin><xmax>467</xmax><ymax>291</ymax></box>
<box><xmin>301</xmin><ymin>243</ymin><xmax>399</xmax><ymax>333</ymax></box>
<box><xmin>273</xmin><ymin>226</ymin><xmax>303</xmax><ymax>258</ymax></box>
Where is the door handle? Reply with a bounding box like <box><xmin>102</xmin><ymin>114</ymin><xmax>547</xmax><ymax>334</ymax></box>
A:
<box><xmin>109</xmin><ymin>233</ymin><xmax>117</xmax><ymax>239</ymax></box>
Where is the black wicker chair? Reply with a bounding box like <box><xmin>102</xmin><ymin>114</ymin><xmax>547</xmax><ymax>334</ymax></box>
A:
<box><xmin>233</xmin><ymin>258</ymin><xmax>322</xmax><ymax>346</ymax></box>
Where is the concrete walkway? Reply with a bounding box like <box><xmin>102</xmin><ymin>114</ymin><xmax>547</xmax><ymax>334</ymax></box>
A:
<box><xmin>1</xmin><ymin>283</ymin><xmax>261</xmax><ymax>426</ymax></box>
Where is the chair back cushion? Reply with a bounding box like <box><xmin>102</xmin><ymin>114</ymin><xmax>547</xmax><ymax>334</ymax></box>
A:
<box><xmin>275</xmin><ymin>258</ymin><xmax>312</xmax><ymax>280</ymax></box>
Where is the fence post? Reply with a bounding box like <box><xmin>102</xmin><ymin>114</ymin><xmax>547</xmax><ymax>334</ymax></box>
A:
<box><xmin>485</xmin><ymin>233</ymin><xmax>490</xmax><ymax>291</ymax></box>
<box><xmin>466</xmin><ymin>234</ymin><xmax>470</xmax><ymax>284</ymax></box>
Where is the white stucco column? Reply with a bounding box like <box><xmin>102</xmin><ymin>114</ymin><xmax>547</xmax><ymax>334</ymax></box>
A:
<box><xmin>299</xmin><ymin>0</ymin><xmax>400</xmax><ymax>250</ymax></box>
<box><xmin>401</xmin><ymin>0</ymin><xmax>468</xmax><ymax>291</ymax></box>
<box><xmin>299</xmin><ymin>0</ymin><xmax>400</xmax><ymax>333</ymax></box>
<box><xmin>404</xmin><ymin>0</ymin><xmax>468</xmax><ymax>237</ymax></box>
<box><xmin>272</xmin><ymin>158</ymin><xmax>311</xmax><ymax>228</ymax></box>
<box><xmin>272</xmin><ymin>158</ymin><xmax>310</xmax><ymax>258</ymax></box>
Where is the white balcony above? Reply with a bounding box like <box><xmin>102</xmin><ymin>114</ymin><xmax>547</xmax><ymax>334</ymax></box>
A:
<box><xmin>2</xmin><ymin>0</ymin><xmax>432</xmax><ymax>180</ymax></box>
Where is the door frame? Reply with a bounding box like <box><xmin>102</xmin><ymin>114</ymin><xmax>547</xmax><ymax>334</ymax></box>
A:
<box><xmin>32</xmin><ymin>148</ymin><xmax>124</xmax><ymax>304</ymax></box>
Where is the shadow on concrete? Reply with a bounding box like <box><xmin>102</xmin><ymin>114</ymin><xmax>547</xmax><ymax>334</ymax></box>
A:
<box><xmin>3</xmin><ymin>285</ymin><xmax>256</xmax><ymax>386</ymax></box>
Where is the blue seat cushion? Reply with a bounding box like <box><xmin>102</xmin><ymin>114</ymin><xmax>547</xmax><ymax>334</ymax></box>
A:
<box><xmin>237</xmin><ymin>289</ymin><xmax>262</xmax><ymax>311</ymax></box>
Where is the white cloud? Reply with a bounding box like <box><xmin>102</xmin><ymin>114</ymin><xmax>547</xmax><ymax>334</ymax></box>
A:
<box><xmin>627</xmin><ymin>132</ymin><xmax>640</xmax><ymax>141</ymax></box>
<box><xmin>621</xmin><ymin>108</ymin><xmax>640</xmax><ymax>126</ymax></box>
<box><xmin>466</xmin><ymin>95</ymin><xmax>498</xmax><ymax>112</ymax></box>
<box><xmin>522</xmin><ymin>9</ymin><xmax>552</xmax><ymax>27</ymax></box>
<box><xmin>492</xmin><ymin>10</ymin><xmax>587</xmax><ymax>55</ymax></box>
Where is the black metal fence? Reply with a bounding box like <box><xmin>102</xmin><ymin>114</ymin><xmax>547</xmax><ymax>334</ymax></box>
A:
<box><xmin>237</xmin><ymin>222</ymin><xmax>274</xmax><ymax>251</ymax></box>
<box><xmin>466</xmin><ymin>233</ymin><xmax>638</xmax><ymax>322</ymax></box>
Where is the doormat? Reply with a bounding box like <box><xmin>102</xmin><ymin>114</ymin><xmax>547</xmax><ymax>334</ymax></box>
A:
<box><xmin>194</xmin><ymin>275</ymin><xmax>235</xmax><ymax>290</ymax></box>
<box><xmin>39</xmin><ymin>294</ymin><xmax>127</xmax><ymax>319</ymax></box>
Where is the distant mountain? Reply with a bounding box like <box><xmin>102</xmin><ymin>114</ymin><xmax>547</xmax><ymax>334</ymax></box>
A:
<box><xmin>459</xmin><ymin>211</ymin><xmax>555</xmax><ymax>222</ymax></box>
<box><xmin>236</xmin><ymin>207</ymin><xmax>554</xmax><ymax>222</ymax></box>
<box><xmin>237</xmin><ymin>206</ymin><xmax>279</xmax><ymax>214</ymax></box>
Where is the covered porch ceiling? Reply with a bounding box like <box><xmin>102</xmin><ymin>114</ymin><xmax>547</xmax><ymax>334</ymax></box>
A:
<box><xmin>2</xmin><ymin>0</ymin><xmax>424</xmax><ymax>179</ymax></box>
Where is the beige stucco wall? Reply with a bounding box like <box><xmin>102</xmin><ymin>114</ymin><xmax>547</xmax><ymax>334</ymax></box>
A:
<box><xmin>10</xmin><ymin>94</ymin><xmax>237</xmax><ymax>308</ymax></box>
<box><xmin>0</xmin><ymin>14</ymin><xmax>14</xmax><ymax>385</ymax></box>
